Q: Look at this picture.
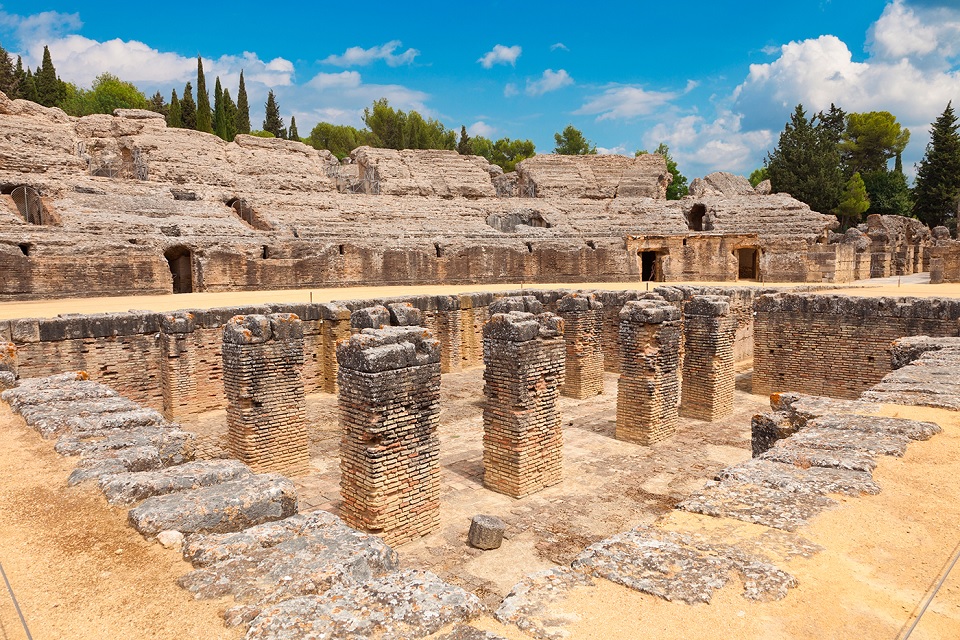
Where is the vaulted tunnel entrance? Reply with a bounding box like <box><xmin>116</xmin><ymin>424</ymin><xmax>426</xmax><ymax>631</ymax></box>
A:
<box><xmin>639</xmin><ymin>251</ymin><xmax>663</xmax><ymax>282</ymax></box>
<box><xmin>687</xmin><ymin>204</ymin><xmax>706</xmax><ymax>232</ymax></box>
<box><xmin>164</xmin><ymin>246</ymin><xmax>193</xmax><ymax>293</ymax></box>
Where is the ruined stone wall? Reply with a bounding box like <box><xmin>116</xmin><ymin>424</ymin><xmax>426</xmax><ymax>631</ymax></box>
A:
<box><xmin>753</xmin><ymin>293</ymin><xmax>960</xmax><ymax>399</ymax></box>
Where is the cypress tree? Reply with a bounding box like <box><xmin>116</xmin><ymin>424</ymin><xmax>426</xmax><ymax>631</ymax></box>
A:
<box><xmin>195</xmin><ymin>56</ymin><xmax>213</xmax><ymax>133</ymax></box>
<box><xmin>212</xmin><ymin>76</ymin><xmax>226</xmax><ymax>139</ymax></box>
<box><xmin>457</xmin><ymin>126</ymin><xmax>471</xmax><ymax>154</ymax></box>
<box><xmin>222</xmin><ymin>87</ymin><xmax>237</xmax><ymax>141</ymax></box>
<box><xmin>834</xmin><ymin>171</ymin><xmax>870</xmax><ymax>229</ymax></box>
<box><xmin>148</xmin><ymin>91</ymin><xmax>168</xmax><ymax>117</ymax></box>
<box><xmin>167</xmin><ymin>89</ymin><xmax>181</xmax><ymax>127</ymax></box>
<box><xmin>288</xmin><ymin>115</ymin><xmax>299</xmax><ymax>141</ymax></box>
<box><xmin>262</xmin><ymin>90</ymin><xmax>284</xmax><ymax>138</ymax></box>
<box><xmin>36</xmin><ymin>46</ymin><xmax>60</xmax><ymax>107</ymax></box>
<box><xmin>0</xmin><ymin>43</ymin><xmax>15</xmax><ymax>97</ymax></box>
<box><xmin>235</xmin><ymin>70</ymin><xmax>251</xmax><ymax>134</ymax></box>
<box><xmin>180</xmin><ymin>81</ymin><xmax>197</xmax><ymax>130</ymax></box>
<box><xmin>12</xmin><ymin>56</ymin><xmax>25</xmax><ymax>99</ymax></box>
<box><xmin>22</xmin><ymin>68</ymin><xmax>38</xmax><ymax>103</ymax></box>
<box><xmin>913</xmin><ymin>102</ymin><xmax>960</xmax><ymax>230</ymax></box>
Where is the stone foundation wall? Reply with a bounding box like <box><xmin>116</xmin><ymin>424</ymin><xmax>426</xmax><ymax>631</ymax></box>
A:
<box><xmin>679</xmin><ymin>296</ymin><xmax>735</xmax><ymax>421</ymax></box>
<box><xmin>223</xmin><ymin>313</ymin><xmax>309</xmax><ymax>476</ymax></box>
<box><xmin>482</xmin><ymin>311</ymin><xmax>565</xmax><ymax>498</ymax></box>
<box><xmin>753</xmin><ymin>294</ymin><xmax>960</xmax><ymax>399</ymax></box>
<box><xmin>337</xmin><ymin>326</ymin><xmax>442</xmax><ymax>545</ymax></box>
<box><xmin>616</xmin><ymin>299</ymin><xmax>682</xmax><ymax>445</ymax></box>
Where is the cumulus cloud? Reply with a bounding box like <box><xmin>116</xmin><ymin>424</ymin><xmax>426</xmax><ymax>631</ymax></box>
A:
<box><xmin>525</xmin><ymin>69</ymin><xmax>573</xmax><ymax>96</ymax></box>
<box><xmin>596</xmin><ymin>144</ymin><xmax>630</xmax><ymax>156</ymax></box>
<box><xmin>478</xmin><ymin>44</ymin><xmax>521</xmax><ymax>68</ymax></box>
<box><xmin>308</xmin><ymin>71</ymin><xmax>362</xmax><ymax>90</ymax></box>
<box><xmin>468</xmin><ymin>120</ymin><xmax>496</xmax><ymax>137</ymax></box>
<box><xmin>550</xmin><ymin>42</ymin><xmax>569</xmax><ymax>52</ymax></box>
<box><xmin>321</xmin><ymin>41</ymin><xmax>420</xmax><ymax>67</ymax></box>
<box><xmin>301</xmin><ymin>69</ymin><xmax>430</xmax><ymax>127</ymax></box>
<box><xmin>644</xmin><ymin>111</ymin><xmax>774</xmax><ymax>176</ymax></box>
<box><xmin>575</xmin><ymin>81</ymin><xmax>694</xmax><ymax>120</ymax></box>
<box><xmin>0</xmin><ymin>9</ymin><xmax>81</xmax><ymax>44</ymax></box>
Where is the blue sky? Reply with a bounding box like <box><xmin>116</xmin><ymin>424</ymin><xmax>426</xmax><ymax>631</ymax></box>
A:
<box><xmin>2</xmin><ymin>1</ymin><xmax>960</xmax><ymax>180</ymax></box>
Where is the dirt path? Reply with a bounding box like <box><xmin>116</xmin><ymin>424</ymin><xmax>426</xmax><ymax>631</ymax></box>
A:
<box><xmin>0</xmin><ymin>404</ymin><xmax>242</xmax><ymax>640</ymax></box>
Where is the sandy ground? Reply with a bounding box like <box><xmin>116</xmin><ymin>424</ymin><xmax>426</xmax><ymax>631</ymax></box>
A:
<box><xmin>6</xmin><ymin>274</ymin><xmax>960</xmax><ymax>320</ymax></box>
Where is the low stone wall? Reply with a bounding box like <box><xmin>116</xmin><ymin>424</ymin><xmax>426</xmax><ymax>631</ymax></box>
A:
<box><xmin>753</xmin><ymin>293</ymin><xmax>960</xmax><ymax>399</ymax></box>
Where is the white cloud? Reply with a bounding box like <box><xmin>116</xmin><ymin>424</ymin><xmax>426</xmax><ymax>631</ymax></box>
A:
<box><xmin>867</xmin><ymin>0</ymin><xmax>960</xmax><ymax>62</ymax></box>
<box><xmin>575</xmin><ymin>83</ymin><xmax>688</xmax><ymax>120</ymax></box>
<box><xmin>644</xmin><ymin>111</ymin><xmax>774</xmax><ymax>176</ymax></box>
<box><xmin>321</xmin><ymin>41</ymin><xmax>420</xmax><ymax>67</ymax></box>
<box><xmin>478</xmin><ymin>44</ymin><xmax>522</xmax><ymax>68</ymax></box>
<box><xmin>0</xmin><ymin>9</ymin><xmax>81</xmax><ymax>44</ymax></box>
<box><xmin>300</xmin><ymin>69</ymin><xmax>430</xmax><ymax>128</ymax></box>
<box><xmin>525</xmin><ymin>69</ymin><xmax>573</xmax><ymax>96</ymax></box>
<box><xmin>468</xmin><ymin>120</ymin><xmax>496</xmax><ymax>137</ymax></box>
<box><xmin>308</xmin><ymin>71</ymin><xmax>362</xmax><ymax>90</ymax></box>
<box><xmin>550</xmin><ymin>42</ymin><xmax>569</xmax><ymax>52</ymax></box>
<box><xmin>504</xmin><ymin>83</ymin><xmax>519</xmax><ymax>97</ymax></box>
<box><xmin>596</xmin><ymin>145</ymin><xmax>629</xmax><ymax>156</ymax></box>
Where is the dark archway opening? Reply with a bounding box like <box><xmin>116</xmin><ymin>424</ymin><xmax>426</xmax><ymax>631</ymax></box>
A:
<box><xmin>9</xmin><ymin>185</ymin><xmax>46</xmax><ymax>225</ymax></box>
<box><xmin>687</xmin><ymin>204</ymin><xmax>706</xmax><ymax>232</ymax></box>
<box><xmin>164</xmin><ymin>246</ymin><xmax>193</xmax><ymax>293</ymax></box>
<box><xmin>737</xmin><ymin>248</ymin><xmax>759</xmax><ymax>280</ymax></box>
<box><xmin>640</xmin><ymin>251</ymin><xmax>658</xmax><ymax>281</ymax></box>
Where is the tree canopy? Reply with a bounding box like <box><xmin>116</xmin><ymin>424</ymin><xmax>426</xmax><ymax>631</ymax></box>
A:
<box><xmin>235</xmin><ymin>71</ymin><xmax>251</xmax><ymax>135</ymax></box>
<box><xmin>913</xmin><ymin>102</ymin><xmax>960</xmax><ymax>229</ymax></box>
<box><xmin>637</xmin><ymin>143</ymin><xmax>687</xmax><ymax>200</ymax></box>
<box><xmin>840</xmin><ymin>111</ymin><xmax>910</xmax><ymax>174</ymax></box>
<box><xmin>553</xmin><ymin>125</ymin><xmax>596</xmax><ymax>155</ymax></box>
<box><xmin>835</xmin><ymin>172</ymin><xmax>870</xmax><ymax>228</ymax></box>
<box><xmin>306</xmin><ymin>122</ymin><xmax>371</xmax><ymax>159</ymax></box>
<box><xmin>362</xmin><ymin>98</ymin><xmax>455</xmax><ymax>150</ymax></box>
<box><xmin>59</xmin><ymin>73</ymin><xmax>148</xmax><ymax>116</ymax></box>
<box><xmin>195</xmin><ymin>56</ymin><xmax>213</xmax><ymax>133</ymax></box>
<box><xmin>467</xmin><ymin>136</ymin><xmax>536</xmax><ymax>172</ymax></box>
<box><xmin>180</xmin><ymin>82</ymin><xmax>197</xmax><ymax>130</ymax></box>
<box><xmin>262</xmin><ymin>90</ymin><xmax>284</xmax><ymax>138</ymax></box>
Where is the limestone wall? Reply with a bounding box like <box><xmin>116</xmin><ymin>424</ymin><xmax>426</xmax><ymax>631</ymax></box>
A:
<box><xmin>753</xmin><ymin>294</ymin><xmax>960</xmax><ymax>399</ymax></box>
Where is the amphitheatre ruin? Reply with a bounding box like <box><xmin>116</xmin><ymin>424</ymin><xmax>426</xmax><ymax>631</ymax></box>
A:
<box><xmin>1</xmin><ymin>91</ymin><xmax>960</xmax><ymax>639</ymax></box>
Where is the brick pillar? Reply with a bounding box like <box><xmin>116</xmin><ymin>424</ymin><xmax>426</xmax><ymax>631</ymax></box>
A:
<box><xmin>435</xmin><ymin>295</ymin><xmax>462</xmax><ymax>374</ymax></box>
<box><xmin>223</xmin><ymin>313</ymin><xmax>309</xmax><ymax>476</ymax></box>
<box><xmin>482</xmin><ymin>310</ymin><xmax>565</xmax><ymax>498</ymax></box>
<box><xmin>680</xmin><ymin>295</ymin><xmax>736</xmax><ymax>421</ymax></box>
<box><xmin>338</xmin><ymin>326</ymin><xmax>441</xmax><ymax>545</ymax></box>
<box><xmin>460</xmin><ymin>293</ymin><xmax>494</xmax><ymax>368</ymax></box>
<box><xmin>159</xmin><ymin>311</ymin><xmax>198</xmax><ymax>420</ymax></box>
<box><xmin>0</xmin><ymin>342</ymin><xmax>17</xmax><ymax>389</ymax></box>
<box><xmin>556</xmin><ymin>293</ymin><xmax>604</xmax><ymax>399</ymax></box>
<box><xmin>616</xmin><ymin>299</ymin><xmax>681</xmax><ymax>445</ymax></box>
<box><xmin>318</xmin><ymin>303</ymin><xmax>351</xmax><ymax>394</ymax></box>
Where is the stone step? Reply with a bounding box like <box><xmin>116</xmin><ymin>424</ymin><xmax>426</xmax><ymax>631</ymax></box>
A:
<box><xmin>128</xmin><ymin>474</ymin><xmax>297</xmax><ymax>537</ymax></box>
<box><xmin>245</xmin><ymin>569</ymin><xmax>482</xmax><ymax>640</ymax></box>
<box><xmin>56</xmin><ymin>425</ymin><xmax>195</xmax><ymax>463</ymax></box>
<box><xmin>679</xmin><ymin>481</ymin><xmax>836</xmax><ymax>531</ymax></box>
<box><xmin>99</xmin><ymin>459</ymin><xmax>253</xmax><ymax>505</ymax></box>
<box><xmin>179</xmin><ymin>510</ymin><xmax>399</xmax><ymax>627</ymax></box>
<box><xmin>759</xmin><ymin>441</ymin><xmax>877</xmax><ymax>473</ymax></box>
<box><xmin>16</xmin><ymin>397</ymin><xmax>143</xmax><ymax>438</ymax></box>
<box><xmin>718</xmin><ymin>458</ymin><xmax>880</xmax><ymax>496</ymax></box>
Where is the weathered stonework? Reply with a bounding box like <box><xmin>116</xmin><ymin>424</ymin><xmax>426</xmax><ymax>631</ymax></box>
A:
<box><xmin>482</xmin><ymin>310</ymin><xmax>565</xmax><ymax>498</ymax></box>
<box><xmin>679</xmin><ymin>295</ymin><xmax>736</xmax><ymax>421</ymax></box>
<box><xmin>616</xmin><ymin>299</ymin><xmax>682</xmax><ymax>445</ymax></box>
<box><xmin>223</xmin><ymin>313</ymin><xmax>309</xmax><ymax>476</ymax></box>
<box><xmin>556</xmin><ymin>293</ymin><xmax>604</xmax><ymax>399</ymax></box>
<box><xmin>0</xmin><ymin>341</ymin><xmax>16</xmax><ymax>388</ymax></box>
<box><xmin>337</xmin><ymin>326</ymin><xmax>442</xmax><ymax>545</ymax></box>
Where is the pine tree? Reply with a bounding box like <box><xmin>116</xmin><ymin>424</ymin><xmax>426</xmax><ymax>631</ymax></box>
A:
<box><xmin>262</xmin><ymin>90</ymin><xmax>284</xmax><ymax>138</ymax></box>
<box><xmin>235</xmin><ymin>70</ymin><xmax>251</xmax><ymax>134</ymax></box>
<box><xmin>195</xmin><ymin>56</ymin><xmax>213</xmax><ymax>133</ymax></box>
<box><xmin>212</xmin><ymin>76</ymin><xmax>226</xmax><ymax>140</ymax></box>
<box><xmin>913</xmin><ymin>102</ymin><xmax>960</xmax><ymax>230</ymax></box>
<box><xmin>36</xmin><ymin>46</ymin><xmax>61</xmax><ymax>107</ymax></box>
<box><xmin>0</xmin><ymin>43</ymin><xmax>15</xmax><ymax>97</ymax></box>
<box><xmin>167</xmin><ymin>89</ymin><xmax>182</xmax><ymax>128</ymax></box>
<box><xmin>221</xmin><ymin>87</ymin><xmax>237</xmax><ymax>141</ymax></box>
<box><xmin>288</xmin><ymin>115</ymin><xmax>299</xmax><ymax>141</ymax></box>
<box><xmin>457</xmin><ymin>126</ymin><xmax>471</xmax><ymax>154</ymax></box>
<box><xmin>180</xmin><ymin>81</ymin><xmax>197</xmax><ymax>129</ymax></box>
<box><xmin>148</xmin><ymin>91</ymin><xmax>168</xmax><ymax>117</ymax></box>
<box><xmin>22</xmin><ymin>68</ymin><xmax>38</xmax><ymax>103</ymax></box>
<box><xmin>835</xmin><ymin>172</ymin><xmax>870</xmax><ymax>228</ymax></box>
<box><xmin>12</xmin><ymin>56</ymin><xmax>25</xmax><ymax>99</ymax></box>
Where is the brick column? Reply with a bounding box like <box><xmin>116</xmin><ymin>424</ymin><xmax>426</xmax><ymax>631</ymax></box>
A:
<box><xmin>680</xmin><ymin>295</ymin><xmax>736</xmax><ymax>421</ymax></box>
<box><xmin>556</xmin><ymin>293</ymin><xmax>604</xmax><ymax>399</ymax></box>
<box><xmin>0</xmin><ymin>342</ymin><xmax>17</xmax><ymax>389</ymax></box>
<box><xmin>318</xmin><ymin>303</ymin><xmax>351</xmax><ymax>394</ymax></box>
<box><xmin>434</xmin><ymin>295</ymin><xmax>462</xmax><ymax>374</ymax></box>
<box><xmin>159</xmin><ymin>311</ymin><xmax>197</xmax><ymax>420</ymax></box>
<box><xmin>616</xmin><ymin>299</ymin><xmax>681</xmax><ymax>445</ymax></box>
<box><xmin>337</xmin><ymin>326</ymin><xmax>442</xmax><ymax>545</ymax></box>
<box><xmin>460</xmin><ymin>293</ymin><xmax>495</xmax><ymax>368</ymax></box>
<box><xmin>223</xmin><ymin>313</ymin><xmax>309</xmax><ymax>476</ymax></box>
<box><xmin>482</xmin><ymin>310</ymin><xmax>565</xmax><ymax>498</ymax></box>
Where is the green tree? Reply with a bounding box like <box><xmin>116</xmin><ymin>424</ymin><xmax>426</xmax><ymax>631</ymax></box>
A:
<box><xmin>306</xmin><ymin>122</ymin><xmax>370</xmax><ymax>159</ymax></box>
<box><xmin>235</xmin><ymin>71</ymin><xmax>251</xmax><ymax>134</ymax></box>
<box><xmin>553</xmin><ymin>124</ymin><xmax>596</xmax><ymax>155</ymax></box>
<box><xmin>288</xmin><ymin>115</ymin><xmax>299</xmax><ymax>141</ymax></box>
<box><xmin>766</xmin><ymin>104</ymin><xmax>844</xmax><ymax>215</ymax></box>
<box><xmin>363</xmin><ymin>98</ymin><xmax>405</xmax><ymax>149</ymax></box>
<box><xmin>457</xmin><ymin>126</ymin><xmax>471</xmax><ymax>154</ymax></box>
<box><xmin>194</xmin><ymin>56</ymin><xmax>213</xmax><ymax>133</ymax></box>
<box><xmin>748</xmin><ymin>167</ymin><xmax>769</xmax><ymax>187</ymax></box>
<box><xmin>148</xmin><ymin>90</ymin><xmax>168</xmax><ymax>117</ymax></box>
<box><xmin>841</xmin><ymin>111</ymin><xmax>910</xmax><ymax>174</ymax></box>
<box><xmin>0</xmin><ymin>42</ymin><xmax>16</xmax><ymax>97</ymax></box>
<box><xmin>861</xmin><ymin>170</ymin><xmax>912</xmax><ymax>217</ymax></box>
<box><xmin>835</xmin><ymin>171</ymin><xmax>870</xmax><ymax>228</ymax></box>
<box><xmin>167</xmin><ymin>88</ymin><xmax>182</xmax><ymax>128</ymax></box>
<box><xmin>36</xmin><ymin>45</ymin><xmax>65</xmax><ymax>107</ymax></box>
<box><xmin>12</xmin><ymin>56</ymin><xmax>26</xmax><ymax>99</ymax></box>
<box><xmin>212</xmin><ymin>76</ymin><xmax>227</xmax><ymax>139</ymax></box>
<box><xmin>816</xmin><ymin>103</ymin><xmax>847</xmax><ymax>146</ymax></box>
<box><xmin>262</xmin><ymin>90</ymin><xmax>284</xmax><ymax>138</ymax></box>
<box><xmin>221</xmin><ymin>87</ymin><xmax>237</xmax><ymax>141</ymax></box>
<box><xmin>913</xmin><ymin>102</ymin><xmax>960</xmax><ymax>229</ymax></box>
<box><xmin>21</xmin><ymin>68</ymin><xmax>38</xmax><ymax>103</ymax></box>
<box><xmin>58</xmin><ymin>73</ymin><xmax>148</xmax><ymax>116</ymax></box>
<box><xmin>249</xmin><ymin>130</ymin><xmax>275</xmax><ymax>138</ymax></box>
<box><xmin>637</xmin><ymin>143</ymin><xmax>687</xmax><ymax>200</ymax></box>
<box><xmin>180</xmin><ymin>82</ymin><xmax>197</xmax><ymax>130</ymax></box>
<box><xmin>467</xmin><ymin>136</ymin><xmax>535</xmax><ymax>172</ymax></box>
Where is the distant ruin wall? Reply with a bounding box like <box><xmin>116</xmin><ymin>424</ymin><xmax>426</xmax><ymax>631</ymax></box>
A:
<box><xmin>753</xmin><ymin>294</ymin><xmax>960</xmax><ymax>399</ymax></box>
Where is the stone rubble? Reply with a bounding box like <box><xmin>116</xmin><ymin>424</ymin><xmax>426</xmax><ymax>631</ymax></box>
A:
<box><xmin>99</xmin><ymin>459</ymin><xmax>254</xmax><ymax>505</ymax></box>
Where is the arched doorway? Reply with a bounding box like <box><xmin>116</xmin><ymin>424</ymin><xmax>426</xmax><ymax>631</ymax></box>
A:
<box><xmin>8</xmin><ymin>185</ymin><xmax>45</xmax><ymax>224</ymax></box>
<box><xmin>638</xmin><ymin>250</ymin><xmax>664</xmax><ymax>282</ymax></box>
<box><xmin>687</xmin><ymin>204</ymin><xmax>706</xmax><ymax>232</ymax></box>
<box><xmin>736</xmin><ymin>248</ymin><xmax>760</xmax><ymax>280</ymax></box>
<box><xmin>164</xmin><ymin>246</ymin><xmax>193</xmax><ymax>293</ymax></box>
